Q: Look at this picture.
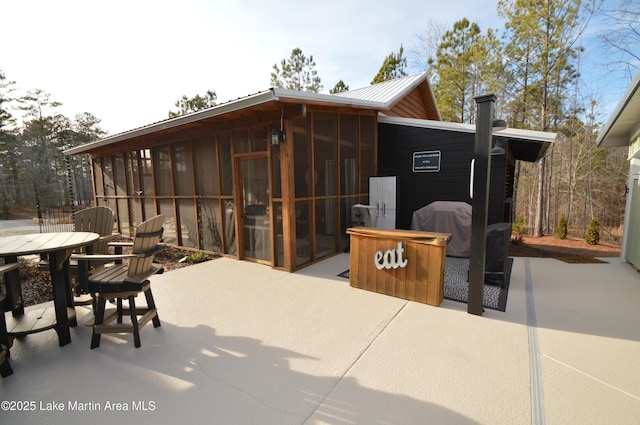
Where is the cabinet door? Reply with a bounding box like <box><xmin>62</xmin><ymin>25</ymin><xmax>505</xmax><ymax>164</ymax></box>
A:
<box><xmin>369</xmin><ymin>176</ymin><xmax>396</xmax><ymax>228</ymax></box>
<box><xmin>382</xmin><ymin>176</ymin><xmax>397</xmax><ymax>210</ymax></box>
<box><xmin>369</xmin><ymin>177</ymin><xmax>384</xmax><ymax>208</ymax></box>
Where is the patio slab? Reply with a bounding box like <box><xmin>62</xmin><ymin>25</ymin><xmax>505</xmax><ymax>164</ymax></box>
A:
<box><xmin>1</xmin><ymin>254</ymin><xmax>639</xmax><ymax>424</ymax></box>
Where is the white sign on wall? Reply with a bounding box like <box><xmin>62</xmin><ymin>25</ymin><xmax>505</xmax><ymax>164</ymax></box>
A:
<box><xmin>412</xmin><ymin>150</ymin><xmax>441</xmax><ymax>172</ymax></box>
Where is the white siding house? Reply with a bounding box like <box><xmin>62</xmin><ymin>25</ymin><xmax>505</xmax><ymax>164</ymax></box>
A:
<box><xmin>597</xmin><ymin>71</ymin><xmax>640</xmax><ymax>268</ymax></box>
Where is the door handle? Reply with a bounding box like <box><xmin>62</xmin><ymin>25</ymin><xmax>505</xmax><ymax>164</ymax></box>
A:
<box><xmin>469</xmin><ymin>159</ymin><xmax>475</xmax><ymax>199</ymax></box>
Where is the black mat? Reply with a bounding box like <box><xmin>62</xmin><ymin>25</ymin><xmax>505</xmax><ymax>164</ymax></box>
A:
<box><xmin>337</xmin><ymin>257</ymin><xmax>512</xmax><ymax>312</ymax></box>
<box><xmin>444</xmin><ymin>257</ymin><xmax>512</xmax><ymax>312</ymax></box>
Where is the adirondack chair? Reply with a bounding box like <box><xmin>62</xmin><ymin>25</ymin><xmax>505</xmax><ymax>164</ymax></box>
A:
<box><xmin>0</xmin><ymin>290</ymin><xmax>13</xmax><ymax>377</ymax></box>
<box><xmin>70</xmin><ymin>206</ymin><xmax>118</xmax><ymax>298</ymax></box>
<box><xmin>39</xmin><ymin>206</ymin><xmax>118</xmax><ymax>304</ymax></box>
<box><xmin>72</xmin><ymin>215</ymin><xmax>165</xmax><ymax>349</ymax></box>
<box><xmin>0</xmin><ymin>261</ymin><xmax>20</xmax><ymax>377</ymax></box>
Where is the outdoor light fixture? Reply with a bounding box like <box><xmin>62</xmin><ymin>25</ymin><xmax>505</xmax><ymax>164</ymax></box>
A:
<box><xmin>271</xmin><ymin>127</ymin><xmax>285</xmax><ymax>145</ymax></box>
<box><xmin>271</xmin><ymin>109</ymin><xmax>286</xmax><ymax>145</ymax></box>
<box><xmin>492</xmin><ymin>118</ymin><xmax>507</xmax><ymax>131</ymax></box>
<box><xmin>491</xmin><ymin>139</ymin><xmax>506</xmax><ymax>155</ymax></box>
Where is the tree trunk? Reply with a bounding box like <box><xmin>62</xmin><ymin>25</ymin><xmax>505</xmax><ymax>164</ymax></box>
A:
<box><xmin>512</xmin><ymin>161</ymin><xmax>521</xmax><ymax>223</ymax></box>
<box><xmin>534</xmin><ymin>156</ymin><xmax>545</xmax><ymax>236</ymax></box>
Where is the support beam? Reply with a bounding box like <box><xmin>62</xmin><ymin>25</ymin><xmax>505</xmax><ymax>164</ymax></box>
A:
<box><xmin>468</xmin><ymin>94</ymin><xmax>496</xmax><ymax>316</ymax></box>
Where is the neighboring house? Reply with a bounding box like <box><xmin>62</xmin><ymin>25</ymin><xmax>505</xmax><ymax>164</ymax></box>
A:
<box><xmin>66</xmin><ymin>73</ymin><xmax>554</xmax><ymax>272</ymax></box>
<box><xmin>597</xmin><ymin>70</ymin><xmax>640</xmax><ymax>269</ymax></box>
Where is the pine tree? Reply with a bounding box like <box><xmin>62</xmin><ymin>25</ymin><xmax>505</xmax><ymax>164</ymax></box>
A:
<box><xmin>330</xmin><ymin>80</ymin><xmax>349</xmax><ymax>94</ymax></box>
<box><xmin>371</xmin><ymin>45</ymin><xmax>408</xmax><ymax>84</ymax></box>
<box><xmin>271</xmin><ymin>48</ymin><xmax>322</xmax><ymax>93</ymax></box>
<box><xmin>499</xmin><ymin>0</ymin><xmax>583</xmax><ymax>237</ymax></box>
<box><xmin>556</xmin><ymin>213</ymin><xmax>568</xmax><ymax>239</ymax></box>
<box><xmin>168</xmin><ymin>90</ymin><xmax>217</xmax><ymax>118</ymax></box>
<box><xmin>428</xmin><ymin>19</ymin><xmax>504</xmax><ymax>123</ymax></box>
<box><xmin>585</xmin><ymin>217</ymin><xmax>600</xmax><ymax>245</ymax></box>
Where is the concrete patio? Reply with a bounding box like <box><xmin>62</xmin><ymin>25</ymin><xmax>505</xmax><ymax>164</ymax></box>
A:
<box><xmin>2</xmin><ymin>253</ymin><xmax>639</xmax><ymax>424</ymax></box>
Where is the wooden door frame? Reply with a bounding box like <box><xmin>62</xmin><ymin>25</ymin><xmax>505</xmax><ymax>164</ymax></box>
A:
<box><xmin>233</xmin><ymin>152</ymin><xmax>272</xmax><ymax>265</ymax></box>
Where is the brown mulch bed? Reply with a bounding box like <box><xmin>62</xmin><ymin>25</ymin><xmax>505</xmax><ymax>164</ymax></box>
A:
<box><xmin>9</xmin><ymin>246</ymin><xmax>217</xmax><ymax>307</ymax></box>
<box><xmin>509</xmin><ymin>235</ymin><xmax>621</xmax><ymax>258</ymax></box>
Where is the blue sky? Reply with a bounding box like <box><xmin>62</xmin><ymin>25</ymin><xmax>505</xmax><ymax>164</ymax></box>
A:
<box><xmin>2</xmin><ymin>0</ymin><xmax>634</xmax><ymax>135</ymax></box>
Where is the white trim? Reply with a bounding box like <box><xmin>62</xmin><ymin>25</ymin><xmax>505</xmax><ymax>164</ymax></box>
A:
<box><xmin>597</xmin><ymin>70</ymin><xmax>640</xmax><ymax>147</ymax></box>
<box><xmin>378</xmin><ymin>115</ymin><xmax>557</xmax><ymax>143</ymax></box>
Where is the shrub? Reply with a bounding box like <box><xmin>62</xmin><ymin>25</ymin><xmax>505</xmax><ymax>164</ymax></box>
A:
<box><xmin>512</xmin><ymin>214</ymin><xmax>526</xmax><ymax>244</ymax></box>
<box><xmin>1</xmin><ymin>193</ymin><xmax>16</xmax><ymax>219</ymax></box>
<box><xmin>556</xmin><ymin>213</ymin><xmax>568</xmax><ymax>239</ymax></box>
<box><xmin>585</xmin><ymin>217</ymin><xmax>600</xmax><ymax>245</ymax></box>
<box><xmin>186</xmin><ymin>251</ymin><xmax>208</xmax><ymax>263</ymax></box>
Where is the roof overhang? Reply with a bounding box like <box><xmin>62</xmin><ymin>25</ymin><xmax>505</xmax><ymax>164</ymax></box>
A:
<box><xmin>597</xmin><ymin>70</ymin><xmax>640</xmax><ymax>148</ymax></box>
<box><xmin>379</xmin><ymin>115</ymin><xmax>556</xmax><ymax>162</ymax></box>
<box><xmin>65</xmin><ymin>87</ymin><xmax>394</xmax><ymax>156</ymax></box>
<box><xmin>64</xmin><ymin>90</ymin><xmax>278</xmax><ymax>155</ymax></box>
<box><xmin>65</xmin><ymin>73</ymin><xmax>442</xmax><ymax>156</ymax></box>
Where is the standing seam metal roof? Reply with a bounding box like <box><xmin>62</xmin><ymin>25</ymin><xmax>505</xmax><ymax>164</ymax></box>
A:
<box><xmin>64</xmin><ymin>73</ymin><xmax>433</xmax><ymax>155</ymax></box>
<box><xmin>333</xmin><ymin>72</ymin><xmax>429</xmax><ymax>106</ymax></box>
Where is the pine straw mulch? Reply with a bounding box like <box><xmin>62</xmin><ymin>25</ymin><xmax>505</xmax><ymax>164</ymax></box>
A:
<box><xmin>508</xmin><ymin>235</ymin><xmax>621</xmax><ymax>258</ymax></box>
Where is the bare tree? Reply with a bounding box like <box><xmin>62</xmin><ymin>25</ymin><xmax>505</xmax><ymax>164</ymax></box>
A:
<box><xmin>597</xmin><ymin>0</ymin><xmax>640</xmax><ymax>78</ymax></box>
<box><xmin>410</xmin><ymin>19</ymin><xmax>448</xmax><ymax>73</ymax></box>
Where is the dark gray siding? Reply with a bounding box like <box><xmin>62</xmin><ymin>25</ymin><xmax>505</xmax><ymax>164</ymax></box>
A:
<box><xmin>377</xmin><ymin>123</ymin><xmax>509</xmax><ymax>230</ymax></box>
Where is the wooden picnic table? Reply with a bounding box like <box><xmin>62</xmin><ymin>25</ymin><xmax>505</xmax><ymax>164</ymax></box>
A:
<box><xmin>0</xmin><ymin>232</ymin><xmax>99</xmax><ymax>346</ymax></box>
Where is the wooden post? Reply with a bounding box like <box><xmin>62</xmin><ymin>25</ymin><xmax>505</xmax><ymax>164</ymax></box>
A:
<box><xmin>468</xmin><ymin>94</ymin><xmax>496</xmax><ymax>316</ymax></box>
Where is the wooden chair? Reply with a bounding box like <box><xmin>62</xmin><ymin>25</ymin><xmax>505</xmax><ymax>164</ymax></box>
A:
<box><xmin>0</xmin><ymin>292</ymin><xmax>13</xmax><ymax>377</ymax></box>
<box><xmin>0</xmin><ymin>261</ymin><xmax>20</xmax><ymax>377</ymax></box>
<box><xmin>72</xmin><ymin>215</ymin><xmax>165</xmax><ymax>349</ymax></box>
<box><xmin>70</xmin><ymin>206</ymin><xmax>118</xmax><ymax>298</ymax></box>
<box><xmin>39</xmin><ymin>206</ymin><xmax>118</xmax><ymax>304</ymax></box>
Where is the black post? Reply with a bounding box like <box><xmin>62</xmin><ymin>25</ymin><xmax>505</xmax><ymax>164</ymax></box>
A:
<box><xmin>468</xmin><ymin>94</ymin><xmax>496</xmax><ymax>316</ymax></box>
<box><xmin>35</xmin><ymin>183</ymin><xmax>43</xmax><ymax>233</ymax></box>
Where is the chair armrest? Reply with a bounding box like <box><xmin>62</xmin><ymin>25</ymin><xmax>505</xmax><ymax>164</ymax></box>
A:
<box><xmin>107</xmin><ymin>241</ymin><xmax>132</xmax><ymax>248</ymax></box>
<box><xmin>71</xmin><ymin>253</ymin><xmax>138</xmax><ymax>262</ymax></box>
<box><xmin>71</xmin><ymin>244</ymin><xmax>165</xmax><ymax>261</ymax></box>
<box><xmin>0</xmin><ymin>262</ymin><xmax>20</xmax><ymax>274</ymax></box>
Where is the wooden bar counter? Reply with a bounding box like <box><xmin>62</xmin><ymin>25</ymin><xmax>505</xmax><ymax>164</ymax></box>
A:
<box><xmin>347</xmin><ymin>227</ymin><xmax>451</xmax><ymax>306</ymax></box>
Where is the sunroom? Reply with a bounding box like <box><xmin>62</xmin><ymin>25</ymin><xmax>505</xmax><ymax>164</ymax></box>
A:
<box><xmin>65</xmin><ymin>73</ymin><xmax>440</xmax><ymax>271</ymax></box>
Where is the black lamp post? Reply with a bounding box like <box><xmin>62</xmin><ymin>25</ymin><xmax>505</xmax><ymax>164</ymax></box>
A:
<box><xmin>468</xmin><ymin>94</ymin><xmax>505</xmax><ymax>316</ymax></box>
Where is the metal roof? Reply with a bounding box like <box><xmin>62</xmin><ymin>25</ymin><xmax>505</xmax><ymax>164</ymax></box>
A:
<box><xmin>597</xmin><ymin>70</ymin><xmax>640</xmax><ymax>148</ymax></box>
<box><xmin>64</xmin><ymin>90</ymin><xmax>278</xmax><ymax>155</ymax></box>
<box><xmin>333</xmin><ymin>72</ymin><xmax>431</xmax><ymax>106</ymax></box>
<box><xmin>65</xmin><ymin>75</ymin><xmax>433</xmax><ymax>155</ymax></box>
<box><xmin>378</xmin><ymin>115</ymin><xmax>556</xmax><ymax>162</ymax></box>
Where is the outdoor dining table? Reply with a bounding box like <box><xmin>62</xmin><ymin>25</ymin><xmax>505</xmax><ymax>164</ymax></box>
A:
<box><xmin>0</xmin><ymin>232</ymin><xmax>100</xmax><ymax>346</ymax></box>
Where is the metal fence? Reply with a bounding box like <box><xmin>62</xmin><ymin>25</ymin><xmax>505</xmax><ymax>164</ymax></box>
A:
<box><xmin>36</xmin><ymin>205</ymin><xmax>89</xmax><ymax>233</ymax></box>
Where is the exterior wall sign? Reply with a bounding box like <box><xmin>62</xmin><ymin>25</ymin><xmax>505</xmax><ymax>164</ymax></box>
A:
<box><xmin>412</xmin><ymin>150</ymin><xmax>441</xmax><ymax>172</ymax></box>
<box><xmin>374</xmin><ymin>241</ymin><xmax>409</xmax><ymax>270</ymax></box>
